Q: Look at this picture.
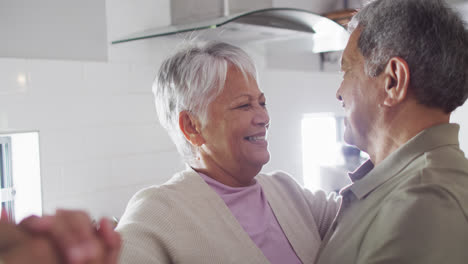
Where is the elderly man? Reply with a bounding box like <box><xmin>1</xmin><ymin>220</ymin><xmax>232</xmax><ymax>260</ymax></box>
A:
<box><xmin>315</xmin><ymin>0</ymin><xmax>468</xmax><ymax>263</ymax></box>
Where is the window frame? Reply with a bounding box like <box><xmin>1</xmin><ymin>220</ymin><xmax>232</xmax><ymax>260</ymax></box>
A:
<box><xmin>0</xmin><ymin>136</ymin><xmax>15</xmax><ymax>222</ymax></box>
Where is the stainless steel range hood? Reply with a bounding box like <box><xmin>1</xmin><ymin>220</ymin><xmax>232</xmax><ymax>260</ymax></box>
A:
<box><xmin>111</xmin><ymin>8</ymin><xmax>349</xmax><ymax>53</ymax></box>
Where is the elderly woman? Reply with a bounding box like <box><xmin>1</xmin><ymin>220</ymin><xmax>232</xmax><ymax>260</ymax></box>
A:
<box><xmin>116</xmin><ymin>41</ymin><xmax>339</xmax><ymax>264</ymax></box>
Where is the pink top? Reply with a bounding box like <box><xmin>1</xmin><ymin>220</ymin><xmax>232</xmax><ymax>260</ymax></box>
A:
<box><xmin>200</xmin><ymin>173</ymin><xmax>302</xmax><ymax>264</ymax></box>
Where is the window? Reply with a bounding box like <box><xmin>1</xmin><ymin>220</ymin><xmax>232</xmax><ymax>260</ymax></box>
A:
<box><xmin>302</xmin><ymin>114</ymin><xmax>366</xmax><ymax>192</ymax></box>
<box><xmin>0</xmin><ymin>136</ymin><xmax>14</xmax><ymax>222</ymax></box>
<box><xmin>0</xmin><ymin>131</ymin><xmax>42</xmax><ymax>223</ymax></box>
<box><xmin>302</xmin><ymin>113</ymin><xmax>342</xmax><ymax>191</ymax></box>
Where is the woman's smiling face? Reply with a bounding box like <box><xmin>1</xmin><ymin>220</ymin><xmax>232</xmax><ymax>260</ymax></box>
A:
<box><xmin>199</xmin><ymin>65</ymin><xmax>270</xmax><ymax>181</ymax></box>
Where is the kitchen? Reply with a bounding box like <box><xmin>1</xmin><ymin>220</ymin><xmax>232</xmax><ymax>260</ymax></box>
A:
<box><xmin>1</xmin><ymin>0</ymin><xmax>467</xmax><ymax>228</ymax></box>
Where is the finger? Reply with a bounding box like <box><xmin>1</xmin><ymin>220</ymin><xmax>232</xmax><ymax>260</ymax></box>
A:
<box><xmin>53</xmin><ymin>209</ymin><xmax>101</xmax><ymax>264</ymax></box>
<box><xmin>19</xmin><ymin>215</ymin><xmax>54</xmax><ymax>233</ymax></box>
<box><xmin>1</xmin><ymin>207</ymin><xmax>8</xmax><ymax>221</ymax></box>
<box><xmin>106</xmin><ymin>232</ymin><xmax>121</xmax><ymax>264</ymax></box>
<box><xmin>97</xmin><ymin>218</ymin><xmax>121</xmax><ymax>264</ymax></box>
<box><xmin>68</xmin><ymin>238</ymin><xmax>102</xmax><ymax>264</ymax></box>
<box><xmin>97</xmin><ymin>218</ymin><xmax>115</xmax><ymax>247</ymax></box>
<box><xmin>55</xmin><ymin>209</ymin><xmax>95</xmax><ymax>241</ymax></box>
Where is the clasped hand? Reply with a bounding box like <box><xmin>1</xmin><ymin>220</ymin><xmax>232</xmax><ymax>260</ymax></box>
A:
<box><xmin>0</xmin><ymin>209</ymin><xmax>121</xmax><ymax>264</ymax></box>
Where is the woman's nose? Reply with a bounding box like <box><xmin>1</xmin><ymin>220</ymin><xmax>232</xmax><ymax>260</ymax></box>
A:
<box><xmin>253</xmin><ymin>106</ymin><xmax>270</xmax><ymax>127</ymax></box>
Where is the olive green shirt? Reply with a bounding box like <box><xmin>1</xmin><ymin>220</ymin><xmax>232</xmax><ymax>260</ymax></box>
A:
<box><xmin>315</xmin><ymin>123</ymin><xmax>468</xmax><ymax>264</ymax></box>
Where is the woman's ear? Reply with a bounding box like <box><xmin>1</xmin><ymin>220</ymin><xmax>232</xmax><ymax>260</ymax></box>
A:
<box><xmin>383</xmin><ymin>57</ymin><xmax>410</xmax><ymax>107</ymax></box>
<box><xmin>179</xmin><ymin>111</ymin><xmax>205</xmax><ymax>146</ymax></box>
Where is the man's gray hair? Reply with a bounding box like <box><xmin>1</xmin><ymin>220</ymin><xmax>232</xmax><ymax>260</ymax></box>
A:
<box><xmin>349</xmin><ymin>0</ymin><xmax>468</xmax><ymax>113</ymax></box>
<box><xmin>153</xmin><ymin>41</ymin><xmax>257</xmax><ymax>160</ymax></box>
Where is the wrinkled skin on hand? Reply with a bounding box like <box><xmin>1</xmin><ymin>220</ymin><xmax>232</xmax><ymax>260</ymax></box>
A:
<box><xmin>0</xmin><ymin>209</ymin><xmax>121</xmax><ymax>264</ymax></box>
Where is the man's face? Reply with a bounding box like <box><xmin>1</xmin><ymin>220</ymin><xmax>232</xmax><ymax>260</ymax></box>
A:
<box><xmin>337</xmin><ymin>28</ymin><xmax>385</xmax><ymax>151</ymax></box>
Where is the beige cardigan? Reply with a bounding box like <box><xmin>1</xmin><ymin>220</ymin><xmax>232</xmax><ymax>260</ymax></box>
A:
<box><xmin>117</xmin><ymin>168</ymin><xmax>339</xmax><ymax>264</ymax></box>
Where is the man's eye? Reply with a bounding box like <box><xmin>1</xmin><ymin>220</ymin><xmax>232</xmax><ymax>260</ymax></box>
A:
<box><xmin>260</xmin><ymin>102</ymin><xmax>267</xmax><ymax>108</ymax></box>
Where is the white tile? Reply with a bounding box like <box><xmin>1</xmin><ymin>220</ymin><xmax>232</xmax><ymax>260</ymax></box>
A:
<box><xmin>128</xmin><ymin>64</ymin><xmax>158</xmax><ymax>94</ymax></box>
<box><xmin>28</xmin><ymin>59</ymin><xmax>86</xmax><ymax>95</ymax></box>
<box><xmin>0</xmin><ymin>58</ymin><xmax>29</xmax><ymax>94</ymax></box>
<box><xmin>3</xmin><ymin>94</ymin><xmax>100</xmax><ymax>131</ymax></box>
<box><xmin>110</xmin><ymin>150</ymin><xmax>183</xmax><ymax>187</ymax></box>
<box><xmin>83</xmin><ymin>124</ymin><xmax>175</xmax><ymax>159</ymax></box>
<box><xmin>39</xmin><ymin>129</ymin><xmax>87</xmax><ymax>163</ymax></box>
<box><xmin>41</xmin><ymin>164</ymin><xmax>65</xmax><ymax>201</ymax></box>
<box><xmin>61</xmin><ymin>159</ymin><xmax>112</xmax><ymax>195</ymax></box>
<box><xmin>16</xmin><ymin>93</ymin><xmax>152</xmax><ymax>130</ymax></box>
<box><xmin>0</xmin><ymin>95</ymin><xmax>32</xmax><ymax>130</ymax></box>
<box><xmin>77</xmin><ymin>94</ymin><xmax>157</xmax><ymax>126</ymax></box>
<box><xmin>44</xmin><ymin>184</ymin><xmax>151</xmax><ymax>220</ymax></box>
<box><xmin>83</xmin><ymin>62</ymin><xmax>130</xmax><ymax>95</ymax></box>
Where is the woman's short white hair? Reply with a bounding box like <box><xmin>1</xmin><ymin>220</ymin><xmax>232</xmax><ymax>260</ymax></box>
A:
<box><xmin>153</xmin><ymin>41</ymin><xmax>258</xmax><ymax>161</ymax></box>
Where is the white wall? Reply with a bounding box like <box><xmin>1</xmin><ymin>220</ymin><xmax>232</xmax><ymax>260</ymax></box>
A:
<box><xmin>0</xmin><ymin>58</ymin><xmax>185</xmax><ymax>219</ymax></box>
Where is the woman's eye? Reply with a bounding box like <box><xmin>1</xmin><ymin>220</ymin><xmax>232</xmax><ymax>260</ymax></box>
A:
<box><xmin>260</xmin><ymin>102</ymin><xmax>267</xmax><ymax>107</ymax></box>
<box><xmin>237</xmin><ymin>104</ymin><xmax>250</xmax><ymax>109</ymax></box>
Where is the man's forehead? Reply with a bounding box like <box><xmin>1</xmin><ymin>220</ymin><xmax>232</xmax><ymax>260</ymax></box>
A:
<box><xmin>341</xmin><ymin>28</ymin><xmax>362</xmax><ymax>68</ymax></box>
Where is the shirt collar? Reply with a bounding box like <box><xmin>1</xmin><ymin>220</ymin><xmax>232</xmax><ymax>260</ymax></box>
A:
<box><xmin>340</xmin><ymin>123</ymin><xmax>460</xmax><ymax>199</ymax></box>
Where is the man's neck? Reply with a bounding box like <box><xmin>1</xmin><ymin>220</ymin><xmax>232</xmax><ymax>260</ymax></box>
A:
<box><xmin>368</xmin><ymin>104</ymin><xmax>450</xmax><ymax>166</ymax></box>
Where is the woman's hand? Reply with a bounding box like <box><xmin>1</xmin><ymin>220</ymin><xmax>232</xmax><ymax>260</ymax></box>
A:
<box><xmin>17</xmin><ymin>209</ymin><xmax>121</xmax><ymax>264</ymax></box>
<box><xmin>0</xmin><ymin>214</ymin><xmax>60</xmax><ymax>264</ymax></box>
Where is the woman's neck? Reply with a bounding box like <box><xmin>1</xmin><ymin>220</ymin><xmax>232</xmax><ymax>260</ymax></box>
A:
<box><xmin>189</xmin><ymin>157</ymin><xmax>260</xmax><ymax>187</ymax></box>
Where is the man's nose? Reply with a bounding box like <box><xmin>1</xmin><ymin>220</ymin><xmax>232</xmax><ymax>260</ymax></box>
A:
<box><xmin>336</xmin><ymin>86</ymin><xmax>343</xmax><ymax>101</ymax></box>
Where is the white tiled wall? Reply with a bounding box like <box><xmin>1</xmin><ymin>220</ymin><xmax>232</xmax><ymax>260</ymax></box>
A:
<box><xmin>0</xmin><ymin>58</ymin><xmax>185</xmax><ymax>220</ymax></box>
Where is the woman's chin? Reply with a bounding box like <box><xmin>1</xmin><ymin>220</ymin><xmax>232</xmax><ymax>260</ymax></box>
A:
<box><xmin>249</xmin><ymin>152</ymin><xmax>271</xmax><ymax>167</ymax></box>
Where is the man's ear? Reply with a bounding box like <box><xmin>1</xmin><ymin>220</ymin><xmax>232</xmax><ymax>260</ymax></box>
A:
<box><xmin>383</xmin><ymin>57</ymin><xmax>410</xmax><ymax>107</ymax></box>
<box><xmin>179</xmin><ymin>111</ymin><xmax>205</xmax><ymax>146</ymax></box>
